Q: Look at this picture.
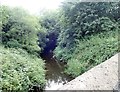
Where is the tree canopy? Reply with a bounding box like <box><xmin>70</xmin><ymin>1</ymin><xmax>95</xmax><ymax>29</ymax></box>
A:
<box><xmin>1</xmin><ymin>1</ymin><xmax>120</xmax><ymax>91</ymax></box>
<box><xmin>0</xmin><ymin>6</ymin><xmax>45</xmax><ymax>54</ymax></box>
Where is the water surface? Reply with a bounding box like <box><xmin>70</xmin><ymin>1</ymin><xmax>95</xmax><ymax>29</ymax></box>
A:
<box><xmin>41</xmin><ymin>52</ymin><xmax>73</xmax><ymax>90</ymax></box>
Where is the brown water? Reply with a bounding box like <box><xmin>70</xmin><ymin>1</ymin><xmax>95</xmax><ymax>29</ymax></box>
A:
<box><xmin>41</xmin><ymin>52</ymin><xmax>73</xmax><ymax>90</ymax></box>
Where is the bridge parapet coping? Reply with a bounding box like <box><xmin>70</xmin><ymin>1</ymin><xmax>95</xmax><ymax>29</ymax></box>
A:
<box><xmin>58</xmin><ymin>53</ymin><xmax>119</xmax><ymax>91</ymax></box>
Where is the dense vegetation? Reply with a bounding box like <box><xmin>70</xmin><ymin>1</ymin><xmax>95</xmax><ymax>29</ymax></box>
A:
<box><xmin>37</xmin><ymin>1</ymin><xmax>120</xmax><ymax>77</ymax></box>
<box><xmin>38</xmin><ymin>11</ymin><xmax>61</xmax><ymax>53</ymax></box>
<box><xmin>0</xmin><ymin>6</ymin><xmax>45</xmax><ymax>54</ymax></box>
<box><xmin>54</xmin><ymin>1</ymin><xmax>120</xmax><ymax>77</ymax></box>
<box><xmin>1</xmin><ymin>0</ymin><xmax>120</xmax><ymax>91</ymax></box>
<box><xmin>65</xmin><ymin>30</ymin><xmax>118</xmax><ymax>76</ymax></box>
<box><xmin>0</xmin><ymin>45</ymin><xmax>45</xmax><ymax>91</ymax></box>
<box><xmin>0</xmin><ymin>6</ymin><xmax>46</xmax><ymax>91</ymax></box>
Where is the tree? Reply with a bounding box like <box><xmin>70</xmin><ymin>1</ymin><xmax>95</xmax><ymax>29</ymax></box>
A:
<box><xmin>54</xmin><ymin>1</ymin><xmax>119</xmax><ymax>61</ymax></box>
<box><xmin>1</xmin><ymin>6</ymin><xmax>43</xmax><ymax>54</ymax></box>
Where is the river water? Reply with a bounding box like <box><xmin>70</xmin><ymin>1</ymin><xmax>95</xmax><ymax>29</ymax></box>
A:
<box><xmin>41</xmin><ymin>52</ymin><xmax>73</xmax><ymax>90</ymax></box>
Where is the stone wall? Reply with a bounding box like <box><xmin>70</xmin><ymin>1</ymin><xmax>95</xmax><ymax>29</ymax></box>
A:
<box><xmin>58</xmin><ymin>53</ymin><xmax>119</xmax><ymax>91</ymax></box>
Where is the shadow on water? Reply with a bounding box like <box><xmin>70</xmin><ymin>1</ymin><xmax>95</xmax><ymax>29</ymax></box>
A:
<box><xmin>41</xmin><ymin>52</ymin><xmax>73</xmax><ymax>90</ymax></box>
<box><xmin>37</xmin><ymin>32</ymin><xmax>73</xmax><ymax>91</ymax></box>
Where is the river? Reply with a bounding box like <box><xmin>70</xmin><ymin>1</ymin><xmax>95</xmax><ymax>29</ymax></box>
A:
<box><xmin>40</xmin><ymin>52</ymin><xmax>73</xmax><ymax>90</ymax></box>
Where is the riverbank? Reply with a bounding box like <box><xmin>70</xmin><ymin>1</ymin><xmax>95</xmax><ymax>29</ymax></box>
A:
<box><xmin>0</xmin><ymin>45</ymin><xmax>46</xmax><ymax>91</ymax></box>
<box><xmin>65</xmin><ymin>30</ymin><xmax>118</xmax><ymax>77</ymax></box>
<box><xmin>58</xmin><ymin>53</ymin><xmax>119</xmax><ymax>90</ymax></box>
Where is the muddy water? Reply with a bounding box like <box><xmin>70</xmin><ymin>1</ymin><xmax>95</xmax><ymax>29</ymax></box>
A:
<box><xmin>41</xmin><ymin>52</ymin><xmax>73</xmax><ymax>90</ymax></box>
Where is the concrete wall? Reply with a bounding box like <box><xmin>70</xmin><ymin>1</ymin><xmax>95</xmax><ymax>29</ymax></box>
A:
<box><xmin>58</xmin><ymin>53</ymin><xmax>119</xmax><ymax>91</ymax></box>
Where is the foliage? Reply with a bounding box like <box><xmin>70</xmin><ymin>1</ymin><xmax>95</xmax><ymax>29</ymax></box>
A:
<box><xmin>1</xmin><ymin>1</ymin><xmax>120</xmax><ymax>91</ymax></box>
<box><xmin>54</xmin><ymin>1</ymin><xmax>120</xmax><ymax>77</ymax></box>
<box><xmin>65</xmin><ymin>30</ymin><xmax>119</xmax><ymax>77</ymax></box>
<box><xmin>0</xmin><ymin>45</ymin><xmax>46</xmax><ymax>91</ymax></box>
<box><xmin>38</xmin><ymin>10</ymin><xmax>61</xmax><ymax>52</ymax></box>
<box><xmin>55</xmin><ymin>17</ymin><xmax>118</xmax><ymax>59</ymax></box>
<box><xmin>0</xmin><ymin>6</ymin><xmax>43</xmax><ymax>54</ymax></box>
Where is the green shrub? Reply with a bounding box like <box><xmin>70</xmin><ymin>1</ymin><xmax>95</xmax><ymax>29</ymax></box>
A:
<box><xmin>65</xmin><ymin>30</ymin><xmax>119</xmax><ymax>77</ymax></box>
<box><xmin>6</xmin><ymin>39</ymin><xmax>22</xmax><ymax>48</ymax></box>
<box><xmin>0</xmin><ymin>46</ymin><xmax>46</xmax><ymax>91</ymax></box>
<box><xmin>0</xmin><ymin>6</ymin><xmax>43</xmax><ymax>54</ymax></box>
<box><xmin>54</xmin><ymin>2</ymin><xmax>119</xmax><ymax>77</ymax></box>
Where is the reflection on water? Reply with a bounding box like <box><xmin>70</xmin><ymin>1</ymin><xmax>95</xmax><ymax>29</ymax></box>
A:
<box><xmin>41</xmin><ymin>52</ymin><xmax>73</xmax><ymax>90</ymax></box>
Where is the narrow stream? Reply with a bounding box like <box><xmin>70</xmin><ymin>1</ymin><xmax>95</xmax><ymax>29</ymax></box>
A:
<box><xmin>41</xmin><ymin>52</ymin><xmax>73</xmax><ymax>90</ymax></box>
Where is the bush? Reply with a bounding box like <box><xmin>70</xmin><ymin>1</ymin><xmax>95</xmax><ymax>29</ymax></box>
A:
<box><xmin>65</xmin><ymin>30</ymin><xmax>119</xmax><ymax>77</ymax></box>
<box><xmin>6</xmin><ymin>39</ymin><xmax>22</xmax><ymax>48</ymax></box>
<box><xmin>54</xmin><ymin>2</ymin><xmax>119</xmax><ymax>77</ymax></box>
<box><xmin>0</xmin><ymin>45</ymin><xmax>46</xmax><ymax>91</ymax></box>
<box><xmin>1</xmin><ymin>6</ymin><xmax>42</xmax><ymax>54</ymax></box>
